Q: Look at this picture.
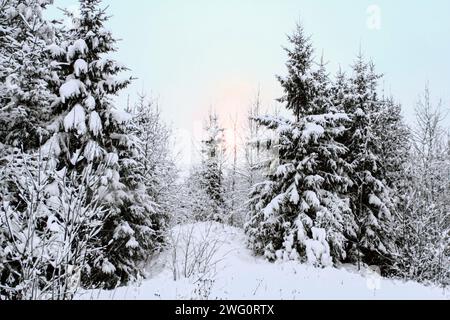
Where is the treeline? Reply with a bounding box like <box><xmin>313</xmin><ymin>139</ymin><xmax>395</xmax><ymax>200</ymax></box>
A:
<box><xmin>186</xmin><ymin>25</ymin><xmax>449</xmax><ymax>287</ymax></box>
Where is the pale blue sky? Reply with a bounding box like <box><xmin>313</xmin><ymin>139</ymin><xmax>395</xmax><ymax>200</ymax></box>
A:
<box><xmin>47</xmin><ymin>0</ymin><xmax>450</xmax><ymax>161</ymax></box>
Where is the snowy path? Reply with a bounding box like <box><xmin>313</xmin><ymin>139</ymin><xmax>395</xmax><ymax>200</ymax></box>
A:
<box><xmin>77</xmin><ymin>222</ymin><xmax>449</xmax><ymax>300</ymax></box>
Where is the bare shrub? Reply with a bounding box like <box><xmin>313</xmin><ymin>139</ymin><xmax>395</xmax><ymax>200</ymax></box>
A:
<box><xmin>0</xmin><ymin>151</ymin><xmax>107</xmax><ymax>300</ymax></box>
<box><xmin>167</xmin><ymin>222</ymin><xmax>225</xmax><ymax>290</ymax></box>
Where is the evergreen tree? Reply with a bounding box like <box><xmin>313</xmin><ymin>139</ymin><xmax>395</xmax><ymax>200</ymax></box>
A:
<box><xmin>179</xmin><ymin>166</ymin><xmax>219</xmax><ymax>223</ymax></box>
<box><xmin>276</xmin><ymin>24</ymin><xmax>314</xmax><ymax>121</ymax></box>
<box><xmin>246</xmin><ymin>24</ymin><xmax>353</xmax><ymax>266</ymax></box>
<box><xmin>198</xmin><ymin>110</ymin><xmax>226</xmax><ymax>222</ymax></box>
<box><xmin>131</xmin><ymin>93</ymin><xmax>177</xmax><ymax>221</ymax></box>
<box><xmin>341</xmin><ymin>55</ymin><xmax>396</xmax><ymax>269</ymax></box>
<box><xmin>375</xmin><ymin>96</ymin><xmax>410</xmax><ymax>193</ymax></box>
<box><xmin>0</xmin><ymin>0</ymin><xmax>56</xmax><ymax>150</ymax></box>
<box><xmin>375</xmin><ymin>96</ymin><xmax>410</xmax><ymax>274</ymax></box>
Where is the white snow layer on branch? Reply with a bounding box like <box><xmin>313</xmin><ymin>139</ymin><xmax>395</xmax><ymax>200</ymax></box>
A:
<box><xmin>64</xmin><ymin>104</ymin><xmax>86</xmax><ymax>134</ymax></box>
<box><xmin>302</xmin><ymin>122</ymin><xmax>325</xmax><ymax>142</ymax></box>
<box><xmin>67</xmin><ymin>39</ymin><xmax>88</xmax><ymax>60</ymax></box>
<box><xmin>263</xmin><ymin>194</ymin><xmax>285</xmax><ymax>217</ymax></box>
<box><xmin>83</xmin><ymin>140</ymin><xmax>103</xmax><ymax>162</ymax></box>
<box><xmin>290</xmin><ymin>186</ymin><xmax>300</xmax><ymax>205</ymax></box>
<box><xmin>47</xmin><ymin>43</ymin><xmax>65</xmax><ymax>57</ymax></box>
<box><xmin>304</xmin><ymin>190</ymin><xmax>320</xmax><ymax>208</ymax></box>
<box><xmin>111</xmin><ymin>109</ymin><xmax>132</xmax><ymax>124</ymax></box>
<box><xmin>305</xmin><ymin>227</ymin><xmax>333</xmax><ymax>267</ymax></box>
<box><xmin>60</xmin><ymin>79</ymin><xmax>85</xmax><ymax>103</ymax></box>
<box><xmin>74</xmin><ymin>59</ymin><xmax>88</xmax><ymax>76</ymax></box>
<box><xmin>101</xmin><ymin>260</ymin><xmax>116</xmax><ymax>274</ymax></box>
<box><xmin>113</xmin><ymin>222</ymin><xmax>135</xmax><ymax>240</ymax></box>
<box><xmin>89</xmin><ymin>111</ymin><xmax>102</xmax><ymax>136</ymax></box>
<box><xmin>85</xmin><ymin>95</ymin><xmax>96</xmax><ymax>110</ymax></box>
<box><xmin>369</xmin><ymin>194</ymin><xmax>382</xmax><ymax>207</ymax></box>
<box><xmin>41</xmin><ymin>135</ymin><xmax>62</xmax><ymax>157</ymax></box>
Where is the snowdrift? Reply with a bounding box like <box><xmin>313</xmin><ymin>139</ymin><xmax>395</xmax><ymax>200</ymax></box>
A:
<box><xmin>78</xmin><ymin>222</ymin><xmax>449</xmax><ymax>300</ymax></box>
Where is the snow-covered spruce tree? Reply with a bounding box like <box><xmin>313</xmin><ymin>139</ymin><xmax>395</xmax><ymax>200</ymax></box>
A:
<box><xmin>131</xmin><ymin>93</ymin><xmax>178</xmax><ymax>223</ymax></box>
<box><xmin>339</xmin><ymin>55</ymin><xmax>396</xmax><ymax>270</ymax></box>
<box><xmin>245</xmin><ymin>24</ymin><xmax>353</xmax><ymax>267</ymax></box>
<box><xmin>42</xmin><ymin>0</ymin><xmax>163</xmax><ymax>289</ymax></box>
<box><xmin>374</xmin><ymin>96</ymin><xmax>411</xmax><ymax>274</ymax></box>
<box><xmin>197</xmin><ymin>110</ymin><xmax>227</xmax><ymax>222</ymax></box>
<box><xmin>94</xmin><ymin>107</ymin><xmax>167</xmax><ymax>288</ymax></box>
<box><xmin>374</xmin><ymin>96</ymin><xmax>410</xmax><ymax>191</ymax></box>
<box><xmin>178</xmin><ymin>165</ymin><xmax>219</xmax><ymax>223</ymax></box>
<box><xmin>0</xmin><ymin>0</ymin><xmax>56</xmax><ymax>150</ymax></box>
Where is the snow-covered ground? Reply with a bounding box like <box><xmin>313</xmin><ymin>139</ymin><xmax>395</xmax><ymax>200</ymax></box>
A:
<box><xmin>77</xmin><ymin>222</ymin><xmax>449</xmax><ymax>300</ymax></box>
